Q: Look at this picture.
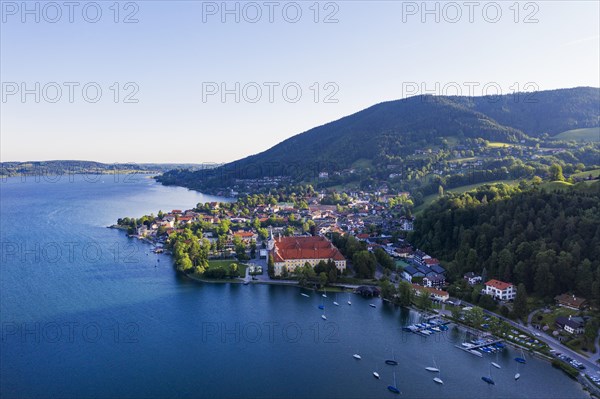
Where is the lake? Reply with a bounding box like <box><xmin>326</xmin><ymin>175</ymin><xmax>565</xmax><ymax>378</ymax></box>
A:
<box><xmin>0</xmin><ymin>175</ymin><xmax>586</xmax><ymax>398</ymax></box>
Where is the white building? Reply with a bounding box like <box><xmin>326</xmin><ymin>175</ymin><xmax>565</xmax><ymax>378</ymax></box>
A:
<box><xmin>484</xmin><ymin>279</ymin><xmax>515</xmax><ymax>301</ymax></box>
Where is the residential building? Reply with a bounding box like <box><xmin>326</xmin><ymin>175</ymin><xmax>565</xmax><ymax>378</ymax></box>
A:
<box><xmin>555</xmin><ymin>316</ymin><xmax>585</xmax><ymax>335</ymax></box>
<box><xmin>412</xmin><ymin>285</ymin><xmax>449</xmax><ymax>302</ymax></box>
<box><xmin>484</xmin><ymin>279</ymin><xmax>516</xmax><ymax>301</ymax></box>
<box><xmin>464</xmin><ymin>272</ymin><xmax>482</xmax><ymax>285</ymax></box>
<box><xmin>554</xmin><ymin>294</ymin><xmax>587</xmax><ymax>310</ymax></box>
<box><xmin>423</xmin><ymin>274</ymin><xmax>446</xmax><ymax>289</ymax></box>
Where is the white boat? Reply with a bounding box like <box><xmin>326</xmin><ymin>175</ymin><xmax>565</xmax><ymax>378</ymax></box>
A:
<box><xmin>321</xmin><ymin>314</ymin><xmax>327</xmax><ymax>320</ymax></box>
<box><xmin>430</xmin><ymin>356</ymin><xmax>443</xmax><ymax>384</ymax></box>
<box><xmin>492</xmin><ymin>351</ymin><xmax>501</xmax><ymax>369</ymax></box>
<box><xmin>322</xmin><ymin>289</ymin><xmax>327</xmax><ymax>298</ymax></box>
<box><xmin>462</xmin><ymin>342</ymin><xmax>474</xmax><ymax>348</ymax></box>
<box><xmin>469</xmin><ymin>349</ymin><xmax>483</xmax><ymax>357</ymax></box>
<box><xmin>347</xmin><ymin>293</ymin><xmax>352</xmax><ymax>305</ymax></box>
<box><xmin>301</xmin><ymin>293</ymin><xmax>309</xmax><ymax>297</ymax></box>
<box><xmin>333</xmin><ymin>294</ymin><xmax>339</xmax><ymax>306</ymax></box>
<box><xmin>373</xmin><ymin>364</ymin><xmax>380</xmax><ymax>379</ymax></box>
<box><xmin>514</xmin><ymin>373</ymin><xmax>520</xmax><ymax>380</ymax></box>
<box><xmin>353</xmin><ymin>354</ymin><xmax>361</xmax><ymax>360</ymax></box>
<box><xmin>369</xmin><ymin>303</ymin><xmax>376</xmax><ymax>308</ymax></box>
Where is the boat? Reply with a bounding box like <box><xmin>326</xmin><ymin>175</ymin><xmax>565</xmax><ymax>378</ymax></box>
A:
<box><xmin>369</xmin><ymin>303</ymin><xmax>376</xmax><ymax>308</ymax></box>
<box><xmin>469</xmin><ymin>349</ymin><xmax>483</xmax><ymax>357</ymax></box>
<box><xmin>347</xmin><ymin>293</ymin><xmax>352</xmax><ymax>305</ymax></box>
<box><xmin>322</xmin><ymin>289</ymin><xmax>327</xmax><ymax>298</ymax></box>
<box><xmin>321</xmin><ymin>314</ymin><xmax>327</xmax><ymax>320</ymax></box>
<box><xmin>318</xmin><ymin>305</ymin><xmax>325</xmax><ymax>310</ymax></box>
<box><xmin>492</xmin><ymin>351</ymin><xmax>501</xmax><ymax>369</ymax></box>
<box><xmin>482</xmin><ymin>376</ymin><xmax>495</xmax><ymax>385</ymax></box>
<box><xmin>373</xmin><ymin>364</ymin><xmax>380</xmax><ymax>379</ymax></box>
<box><xmin>387</xmin><ymin>372</ymin><xmax>400</xmax><ymax>394</ymax></box>
<box><xmin>301</xmin><ymin>293</ymin><xmax>309</xmax><ymax>297</ymax></box>
<box><xmin>514</xmin><ymin>373</ymin><xmax>521</xmax><ymax>380</ymax></box>
<box><xmin>353</xmin><ymin>354</ymin><xmax>361</xmax><ymax>360</ymax></box>
<box><xmin>333</xmin><ymin>293</ymin><xmax>339</xmax><ymax>306</ymax></box>
<box><xmin>481</xmin><ymin>364</ymin><xmax>495</xmax><ymax>385</ymax></box>
<box><xmin>430</xmin><ymin>356</ymin><xmax>443</xmax><ymax>384</ymax></box>
<box><xmin>385</xmin><ymin>349</ymin><xmax>398</xmax><ymax>366</ymax></box>
<box><xmin>515</xmin><ymin>349</ymin><xmax>526</xmax><ymax>364</ymax></box>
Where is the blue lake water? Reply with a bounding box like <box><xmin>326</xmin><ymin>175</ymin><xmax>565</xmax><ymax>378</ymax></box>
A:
<box><xmin>0</xmin><ymin>175</ymin><xmax>586</xmax><ymax>398</ymax></box>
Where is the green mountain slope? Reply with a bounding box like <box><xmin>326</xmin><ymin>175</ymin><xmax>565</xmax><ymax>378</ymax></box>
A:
<box><xmin>158</xmin><ymin>87</ymin><xmax>599</xmax><ymax>191</ymax></box>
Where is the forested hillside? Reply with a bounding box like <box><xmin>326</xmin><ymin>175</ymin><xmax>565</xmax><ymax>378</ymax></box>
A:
<box><xmin>410</xmin><ymin>182</ymin><xmax>600</xmax><ymax>304</ymax></box>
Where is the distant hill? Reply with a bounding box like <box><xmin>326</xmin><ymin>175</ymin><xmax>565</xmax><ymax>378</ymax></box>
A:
<box><xmin>157</xmin><ymin>87</ymin><xmax>600</xmax><ymax>191</ymax></box>
<box><xmin>553</xmin><ymin>127</ymin><xmax>600</xmax><ymax>142</ymax></box>
<box><xmin>0</xmin><ymin>160</ymin><xmax>217</xmax><ymax>177</ymax></box>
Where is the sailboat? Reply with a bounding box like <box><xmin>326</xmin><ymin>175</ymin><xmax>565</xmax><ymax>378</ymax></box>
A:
<box><xmin>353</xmin><ymin>353</ymin><xmax>362</xmax><ymax>360</ymax></box>
<box><xmin>373</xmin><ymin>364</ymin><xmax>380</xmax><ymax>379</ymax></box>
<box><xmin>322</xmin><ymin>288</ymin><xmax>327</xmax><ymax>298</ymax></box>
<box><xmin>515</xmin><ymin>348</ymin><xmax>526</xmax><ymax>364</ymax></box>
<box><xmin>481</xmin><ymin>364</ymin><xmax>495</xmax><ymax>385</ymax></box>
<box><xmin>515</xmin><ymin>357</ymin><xmax>521</xmax><ymax>380</ymax></box>
<box><xmin>347</xmin><ymin>293</ymin><xmax>352</xmax><ymax>305</ymax></box>
<box><xmin>370</xmin><ymin>303</ymin><xmax>376</xmax><ymax>308</ymax></box>
<box><xmin>301</xmin><ymin>293</ymin><xmax>310</xmax><ymax>297</ymax></box>
<box><xmin>333</xmin><ymin>293</ymin><xmax>339</xmax><ymax>306</ymax></box>
<box><xmin>385</xmin><ymin>349</ymin><xmax>398</xmax><ymax>366</ymax></box>
<box><xmin>387</xmin><ymin>372</ymin><xmax>400</xmax><ymax>394</ymax></box>
<box><xmin>321</xmin><ymin>313</ymin><xmax>327</xmax><ymax>320</ymax></box>
<box><xmin>491</xmin><ymin>351</ymin><xmax>501</xmax><ymax>369</ymax></box>
<box><xmin>426</xmin><ymin>356</ymin><xmax>440</xmax><ymax>372</ymax></box>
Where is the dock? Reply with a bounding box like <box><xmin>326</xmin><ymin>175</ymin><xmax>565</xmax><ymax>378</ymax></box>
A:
<box><xmin>404</xmin><ymin>320</ymin><xmax>451</xmax><ymax>337</ymax></box>
<box><xmin>455</xmin><ymin>339</ymin><xmax>504</xmax><ymax>357</ymax></box>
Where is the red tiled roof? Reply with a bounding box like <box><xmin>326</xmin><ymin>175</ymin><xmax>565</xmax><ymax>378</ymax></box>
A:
<box><xmin>356</xmin><ymin>234</ymin><xmax>370</xmax><ymax>239</ymax></box>
<box><xmin>412</xmin><ymin>284</ymin><xmax>449</xmax><ymax>297</ymax></box>
<box><xmin>485</xmin><ymin>279</ymin><xmax>513</xmax><ymax>291</ymax></box>
<box><xmin>424</xmin><ymin>258</ymin><xmax>439</xmax><ymax>265</ymax></box>
<box><xmin>273</xmin><ymin>236</ymin><xmax>345</xmax><ymax>262</ymax></box>
<box><xmin>234</xmin><ymin>231</ymin><xmax>255</xmax><ymax>238</ymax></box>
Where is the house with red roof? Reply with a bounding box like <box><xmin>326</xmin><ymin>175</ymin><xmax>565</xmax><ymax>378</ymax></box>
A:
<box><xmin>484</xmin><ymin>279</ymin><xmax>516</xmax><ymax>301</ymax></box>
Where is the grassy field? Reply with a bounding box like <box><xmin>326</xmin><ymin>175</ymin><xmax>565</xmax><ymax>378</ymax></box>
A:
<box><xmin>553</xmin><ymin>127</ymin><xmax>600</xmax><ymax>142</ymax></box>
<box><xmin>207</xmin><ymin>259</ymin><xmax>247</xmax><ymax>276</ymax></box>
<box><xmin>487</xmin><ymin>142</ymin><xmax>520</xmax><ymax>148</ymax></box>
<box><xmin>352</xmin><ymin>158</ymin><xmax>373</xmax><ymax>169</ymax></box>
<box><xmin>539</xmin><ymin>181</ymin><xmax>573</xmax><ymax>191</ymax></box>
<box><xmin>571</xmin><ymin>168</ymin><xmax>600</xmax><ymax>179</ymax></box>
<box><xmin>415</xmin><ymin>179</ymin><xmax>519</xmax><ymax>213</ymax></box>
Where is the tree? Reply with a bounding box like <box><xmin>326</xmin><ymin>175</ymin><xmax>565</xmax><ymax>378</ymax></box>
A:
<box><xmin>549</xmin><ymin>164</ymin><xmax>565</xmax><ymax>181</ymax></box>
<box><xmin>417</xmin><ymin>291</ymin><xmax>432</xmax><ymax>310</ymax></box>
<box><xmin>513</xmin><ymin>283</ymin><xmax>528</xmax><ymax>321</ymax></box>
<box><xmin>353</xmin><ymin>250</ymin><xmax>377</xmax><ymax>279</ymax></box>
<box><xmin>398</xmin><ymin>282</ymin><xmax>413</xmax><ymax>307</ymax></box>
<box><xmin>267</xmin><ymin>253</ymin><xmax>275</xmax><ymax>277</ymax></box>
<box><xmin>319</xmin><ymin>272</ymin><xmax>328</xmax><ymax>288</ymax></box>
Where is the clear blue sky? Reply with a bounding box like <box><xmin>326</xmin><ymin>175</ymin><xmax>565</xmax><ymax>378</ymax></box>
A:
<box><xmin>1</xmin><ymin>1</ymin><xmax>599</xmax><ymax>163</ymax></box>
